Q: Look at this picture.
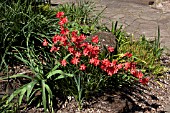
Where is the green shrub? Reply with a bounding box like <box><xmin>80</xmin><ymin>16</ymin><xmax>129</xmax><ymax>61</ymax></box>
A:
<box><xmin>0</xmin><ymin>12</ymin><xmax>149</xmax><ymax>112</ymax></box>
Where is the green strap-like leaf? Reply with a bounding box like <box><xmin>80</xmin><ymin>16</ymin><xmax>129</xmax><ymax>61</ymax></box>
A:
<box><xmin>47</xmin><ymin>70</ymin><xmax>64</xmax><ymax>79</ymax></box>
<box><xmin>55</xmin><ymin>73</ymin><xmax>74</xmax><ymax>80</ymax></box>
<box><xmin>51</xmin><ymin>62</ymin><xmax>60</xmax><ymax>72</ymax></box>
<box><xmin>26</xmin><ymin>81</ymin><xmax>37</xmax><ymax>101</ymax></box>
<box><xmin>7</xmin><ymin>90</ymin><xmax>20</xmax><ymax>104</ymax></box>
<box><xmin>1</xmin><ymin>74</ymin><xmax>32</xmax><ymax>80</ymax></box>
<box><xmin>19</xmin><ymin>88</ymin><xmax>27</xmax><ymax>105</ymax></box>
<box><xmin>28</xmin><ymin>88</ymin><xmax>41</xmax><ymax>105</ymax></box>
<box><xmin>45</xmin><ymin>84</ymin><xmax>52</xmax><ymax>98</ymax></box>
<box><xmin>6</xmin><ymin>83</ymin><xmax>28</xmax><ymax>104</ymax></box>
<box><xmin>42</xmin><ymin>80</ymin><xmax>47</xmax><ymax>112</ymax></box>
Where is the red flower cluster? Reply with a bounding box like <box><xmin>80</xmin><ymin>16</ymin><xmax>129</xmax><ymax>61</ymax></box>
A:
<box><xmin>124</xmin><ymin>52</ymin><xmax>132</xmax><ymax>58</ymax></box>
<box><xmin>56</xmin><ymin>12</ymin><xmax>64</xmax><ymax>18</ymax></box>
<box><xmin>107</xmin><ymin>46</ymin><xmax>114</xmax><ymax>52</ymax></box>
<box><xmin>56</xmin><ymin>12</ymin><xmax>68</xmax><ymax>26</ymax></box>
<box><xmin>42</xmin><ymin>11</ymin><xmax>149</xmax><ymax>85</ymax></box>
<box><xmin>100</xmin><ymin>59</ymin><xmax>119</xmax><ymax>76</ymax></box>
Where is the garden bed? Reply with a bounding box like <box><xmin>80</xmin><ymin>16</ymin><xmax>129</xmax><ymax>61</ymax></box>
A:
<box><xmin>0</xmin><ymin>0</ymin><xmax>170</xmax><ymax>113</ymax></box>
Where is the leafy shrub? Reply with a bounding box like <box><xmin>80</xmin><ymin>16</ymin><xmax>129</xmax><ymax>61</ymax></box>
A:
<box><xmin>0</xmin><ymin>12</ymin><xmax>149</xmax><ymax>112</ymax></box>
<box><xmin>0</xmin><ymin>1</ymin><xmax>163</xmax><ymax>112</ymax></box>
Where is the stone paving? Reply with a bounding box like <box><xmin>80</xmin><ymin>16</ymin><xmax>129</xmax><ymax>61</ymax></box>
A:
<box><xmin>96</xmin><ymin>0</ymin><xmax>170</xmax><ymax>53</ymax></box>
<box><xmin>51</xmin><ymin>0</ymin><xmax>170</xmax><ymax>53</ymax></box>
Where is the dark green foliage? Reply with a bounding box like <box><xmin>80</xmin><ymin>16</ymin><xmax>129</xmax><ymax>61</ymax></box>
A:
<box><xmin>0</xmin><ymin>0</ymin><xmax>59</xmax><ymax>71</ymax></box>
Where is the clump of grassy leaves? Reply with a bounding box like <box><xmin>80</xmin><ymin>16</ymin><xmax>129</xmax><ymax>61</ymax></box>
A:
<box><xmin>111</xmin><ymin>21</ymin><xmax>164</xmax><ymax>77</ymax></box>
<box><xmin>0</xmin><ymin>0</ymin><xmax>59</xmax><ymax>72</ymax></box>
<box><xmin>52</xmin><ymin>0</ymin><xmax>106</xmax><ymax>35</ymax></box>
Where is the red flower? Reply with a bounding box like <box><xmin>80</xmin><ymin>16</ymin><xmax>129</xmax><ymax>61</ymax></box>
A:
<box><xmin>71</xmin><ymin>36</ymin><xmax>77</xmax><ymax>43</ymax></box>
<box><xmin>80</xmin><ymin>42</ymin><xmax>88</xmax><ymax>48</ymax></box>
<box><xmin>124</xmin><ymin>52</ymin><xmax>132</xmax><ymax>58</ymax></box>
<box><xmin>83</xmin><ymin>48</ymin><xmax>89</xmax><ymax>56</ymax></box>
<box><xmin>61</xmin><ymin>59</ymin><xmax>67</xmax><ymax>67</ymax></box>
<box><xmin>132</xmin><ymin>70</ymin><xmax>144</xmax><ymax>79</ymax></box>
<box><xmin>101</xmin><ymin>59</ymin><xmax>110</xmax><ymax>68</ymax></box>
<box><xmin>110</xmin><ymin>60</ymin><xmax>117</xmax><ymax>67</ymax></box>
<box><xmin>89</xmin><ymin>57</ymin><xmax>100</xmax><ymax>66</ymax></box>
<box><xmin>92</xmin><ymin>35</ymin><xmax>99</xmax><ymax>43</ymax></box>
<box><xmin>72</xmin><ymin>31</ymin><xmax>78</xmax><ymax>37</ymax></box>
<box><xmin>136</xmin><ymin>71</ymin><xmax>144</xmax><ymax>79</ymax></box>
<box><xmin>107</xmin><ymin>46</ymin><xmax>114</xmax><ymax>52</ymax></box>
<box><xmin>89</xmin><ymin>57</ymin><xmax>95</xmax><ymax>64</ymax></box>
<box><xmin>106</xmin><ymin>67</ymin><xmax>114</xmax><ymax>76</ymax></box>
<box><xmin>58</xmin><ymin>17</ymin><xmax>68</xmax><ymax>25</ymax></box>
<box><xmin>75</xmin><ymin>51</ymin><xmax>81</xmax><ymax>58</ymax></box>
<box><xmin>130</xmin><ymin>69</ymin><xmax>136</xmax><ymax>75</ymax></box>
<box><xmin>61</xmin><ymin>28</ymin><xmax>69</xmax><ymax>35</ymax></box>
<box><xmin>117</xmin><ymin>64</ymin><xmax>123</xmax><ymax>69</ymax></box>
<box><xmin>139</xmin><ymin>78</ymin><xmax>149</xmax><ymax>85</ymax></box>
<box><xmin>52</xmin><ymin>35</ymin><xmax>61</xmax><ymax>44</ymax></box>
<box><xmin>79</xmin><ymin>34</ymin><xmax>86</xmax><ymax>41</ymax></box>
<box><xmin>130</xmin><ymin>62</ymin><xmax>136</xmax><ymax>70</ymax></box>
<box><xmin>50</xmin><ymin>46</ymin><xmax>60</xmax><ymax>52</ymax></box>
<box><xmin>124</xmin><ymin>62</ymin><xmax>131</xmax><ymax>70</ymax></box>
<box><xmin>59</xmin><ymin>36</ymin><xmax>67</xmax><ymax>45</ymax></box>
<box><xmin>87</xmin><ymin>44</ymin><xmax>93</xmax><ymax>50</ymax></box>
<box><xmin>71</xmin><ymin>57</ymin><xmax>79</xmax><ymax>65</ymax></box>
<box><xmin>68</xmin><ymin>46</ymin><xmax>75</xmax><ymax>54</ymax></box>
<box><xmin>91</xmin><ymin>46</ymin><xmax>100</xmax><ymax>57</ymax></box>
<box><xmin>106</xmin><ymin>67</ymin><xmax>118</xmax><ymax>76</ymax></box>
<box><xmin>42</xmin><ymin>39</ymin><xmax>48</xmax><ymax>46</ymax></box>
<box><xmin>100</xmin><ymin>64</ymin><xmax>106</xmax><ymax>71</ymax></box>
<box><xmin>93</xmin><ymin>58</ymin><xmax>100</xmax><ymax>66</ymax></box>
<box><xmin>56</xmin><ymin>12</ymin><xmax>64</xmax><ymax>18</ymax></box>
<box><xmin>80</xmin><ymin>64</ymin><xmax>86</xmax><ymax>71</ymax></box>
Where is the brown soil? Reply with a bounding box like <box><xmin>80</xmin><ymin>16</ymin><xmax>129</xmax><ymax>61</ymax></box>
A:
<box><xmin>24</xmin><ymin>62</ymin><xmax>170</xmax><ymax>113</ymax></box>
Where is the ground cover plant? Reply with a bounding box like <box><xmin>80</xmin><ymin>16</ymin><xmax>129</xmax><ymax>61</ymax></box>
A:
<box><xmin>111</xmin><ymin>22</ymin><xmax>164</xmax><ymax>76</ymax></box>
<box><xmin>0</xmin><ymin>0</ymin><xmax>166</xmax><ymax>112</ymax></box>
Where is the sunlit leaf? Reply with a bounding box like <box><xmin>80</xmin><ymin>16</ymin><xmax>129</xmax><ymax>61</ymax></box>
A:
<box><xmin>1</xmin><ymin>74</ymin><xmax>32</xmax><ymax>80</ymax></box>
<box><xmin>26</xmin><ymin>81</ymin><xmax>36</xmax><ymax>101</ymax></box>
<box><xmin>19</xmin><ymin>87</ymin><xmax>27</xmax><ymax>105</ymax></box>
<box><xmin>45</xmin><ymin>84</ymin><xmax>52</xmax><ymax>98</ymax></box>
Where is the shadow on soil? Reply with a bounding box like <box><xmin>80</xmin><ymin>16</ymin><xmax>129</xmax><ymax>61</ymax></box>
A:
<box><xmin>83</xmin><ymin>82</ymin><xmax>165</xmax><ymax>113</ymax></box>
